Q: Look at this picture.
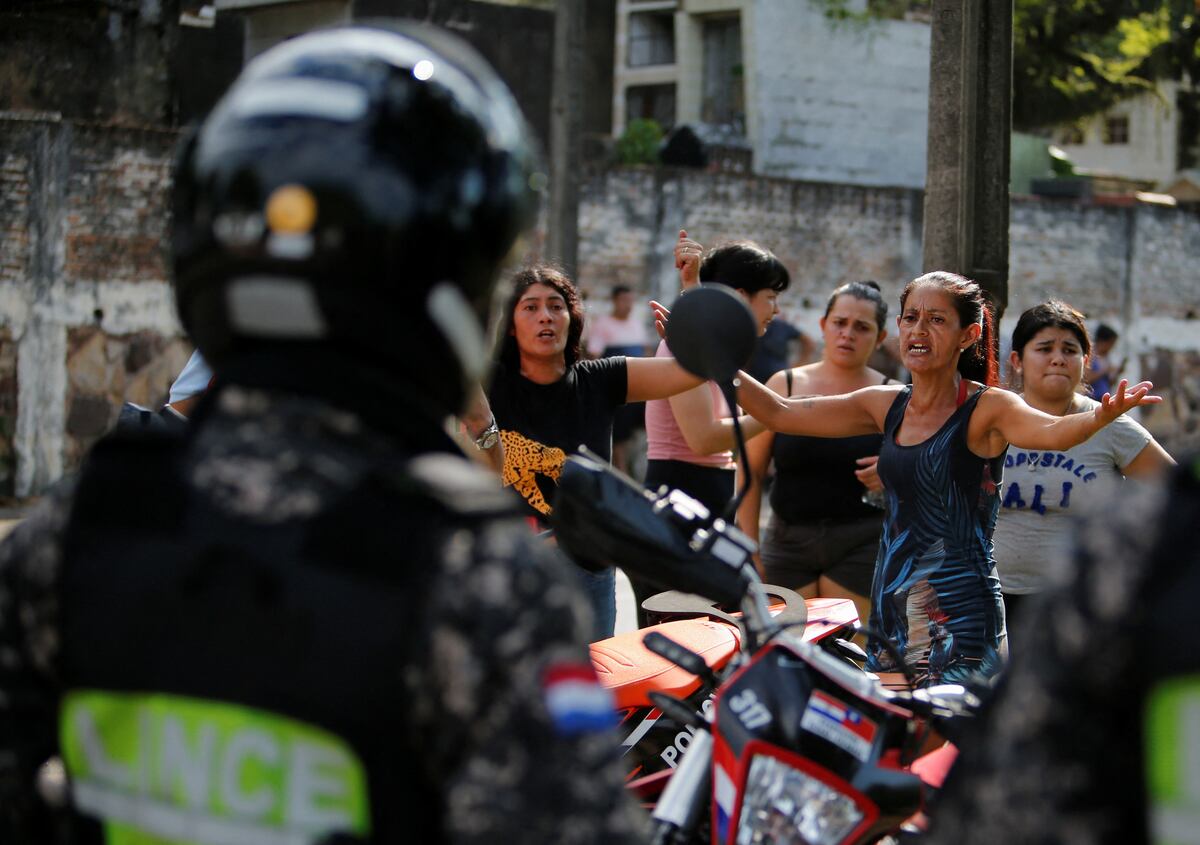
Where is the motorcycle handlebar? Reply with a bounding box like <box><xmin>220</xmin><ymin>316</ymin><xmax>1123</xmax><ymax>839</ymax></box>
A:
<box><xmin>552</xmin><ymin>451</ymin><xmax>755</xmax><ymax>609</ymax></box>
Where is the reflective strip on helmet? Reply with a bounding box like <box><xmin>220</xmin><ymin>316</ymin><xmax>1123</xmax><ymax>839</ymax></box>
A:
<box><xmin>1147</xmin><ymin>677</ymin><xmax>1200</xmax><ymax>843</ymax></box>
<box><xmin>60</xmin><ymin>690</ymin><xmax>370</xmax><ymax>845</ymax></box>
<box><xmin>428</xmin><ymin>282</ymin><xmax>488</xmax><ymax>384</ymax></box>
<box><xmin>229</xmin><ymin>78</ymin><xmax>369</xmax><ymax>123</ymax></box>
<box><xmin>227</xmin><ymin>276</ymin><xmax>328</xmax><ymax>338</ymax></box>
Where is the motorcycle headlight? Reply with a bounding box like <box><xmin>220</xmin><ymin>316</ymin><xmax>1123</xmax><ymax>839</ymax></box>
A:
<box><xmin>736</xmin><ymin>754</ymin><xmax>865</xmax><ymax>845</ymax></box>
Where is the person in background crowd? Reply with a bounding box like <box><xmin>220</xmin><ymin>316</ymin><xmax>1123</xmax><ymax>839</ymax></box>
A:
<box><xmin>587</xmin><ymin>285</ymin><xmax>650</xmax><ymax>360</ymax></box>
<box><xmin>116</xmin><ymin>349</ymin><xmax>213</xmax><ymax>431</ymax></box>
<box><xmin>587</xmin><ymin>285</ymin><xmax>652</xmax><ymax>475</ymax></box>
<box><xmin>1085</xmin><ymin>322</ymin><xmax>1125</xmax><ymax>399</ymax></box>
<box><xmin>738</xmin><ymin>281</ymin><xmax>894</xmax><ymax>628</ymax></box>
<box><xmin>992</xmin><ymin>301</ymin><xmax>1173</xmax><ymax>626</ymax></box>
<box><xmin>488</xmin><ymin>265</ymin><xmax>702</xmax><ymax>638</ymax></box>
<box><xmin>632</xmin><ymin>232</ymin><xmax>780</xmax><ymax>626</ymax></box>
<box><xmin>746</xmin><ymin>312</ymin><xmax>812</xmax><ymax>385</ymax></box>
<box><xmin>733</xmin><ymin>271</ymin><xmax>1159</xmax><ymax>685</ymax></box>
<box><xmin>0</xmin><ymin>25</ymin><xmax>645</xmax><ymax>844</ymax></box>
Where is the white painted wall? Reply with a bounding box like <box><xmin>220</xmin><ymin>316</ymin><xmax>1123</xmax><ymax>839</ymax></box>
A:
<box><xmin>1054</xmin><ymin>83</ymin><xmax>1181</xmax><ymax>189</ymax></box>
<box><xmin>749</xmin><ymin>0</ymin><xmax>930</xmax><ymax>188</ymax></box>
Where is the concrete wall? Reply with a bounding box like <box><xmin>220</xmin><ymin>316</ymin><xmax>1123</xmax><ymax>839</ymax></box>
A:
<box><xmin>0</xmin><ymin>115</ymin><xmax>190</xmax><ymax>497</ymax></box>
<box><xmin>3</xmin><ymin>121</ymin><xmax>1198</xmax><ymax>495</ymax></box>
<box><xmin>612</xmin><ymin>0</ymin><xmax>930</xmax><ymax>188</ymax></box>
<box><xmin>578</xmin><ymin>165</ymin><xmax>1200</xmax><ymax>453</ymax></box>
<box><xmin>749</xmin><ymin>0</ymin><xmax>929</xmax><ymax>188</ymax></box>
<box><xmin>0</xmin><ymin>1</ymin><xmax>181</xmax><ymax>126</ymax></box>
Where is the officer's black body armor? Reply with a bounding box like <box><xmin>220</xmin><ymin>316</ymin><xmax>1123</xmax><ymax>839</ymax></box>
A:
<box><xmin>56</xmin><ymin>397</ymin><xmax>518</xmax><ymax>844</ymax></box>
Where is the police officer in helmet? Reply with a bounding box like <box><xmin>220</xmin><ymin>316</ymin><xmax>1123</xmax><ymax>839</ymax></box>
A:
<box><xmin>0</xmin><ymin>24</ymin><xmax>644</xmax><ymax>844</ymax></box>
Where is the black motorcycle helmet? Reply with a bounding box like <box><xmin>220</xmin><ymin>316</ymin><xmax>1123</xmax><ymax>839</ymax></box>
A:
<box><xmin>172</xmin><ymin>23</ymin><xmax>542</xmax><ymax>416</ymax></box>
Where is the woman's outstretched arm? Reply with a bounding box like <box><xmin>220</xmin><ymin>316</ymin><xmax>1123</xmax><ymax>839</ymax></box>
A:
<box><xmin>625</xmin><ymin>356</ymin><xmax>704</xmax><ymax>402</ymax></box>
<box><xmin>974</xmin><ymin>380</ymin><xmax>1162</xmax><ymax>455</ymax></box>
<box><xmin>735</xmin><ymin>371</ymin><xmax>893</xmax><ymax>438</ymax></box>
<box><xmin>669</xmin><ymin>382</ymin><xmax>766</xmax><ymax>455</ymax></box>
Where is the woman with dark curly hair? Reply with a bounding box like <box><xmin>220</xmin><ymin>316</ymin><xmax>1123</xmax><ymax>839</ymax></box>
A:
<box><xmin>734</xmin><ymin>271</ymin><xmax>1160</xmax><ymax>684</ymax></box>
<box><xmin>486</xmin><ymin>264</ymin><xmax>701</xmax><ymax>637</ymax></box>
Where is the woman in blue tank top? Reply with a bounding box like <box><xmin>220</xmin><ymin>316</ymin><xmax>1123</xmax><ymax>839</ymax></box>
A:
<box><xmin>735</xmin><ymin>271</ymin><xmax>1160</xmax><ymax>685</ymax></box>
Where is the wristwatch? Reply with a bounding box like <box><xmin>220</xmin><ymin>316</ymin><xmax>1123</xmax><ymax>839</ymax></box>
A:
<box><xmin>473</xmin><ymin>417</ymin><xmax>500</xmax><ymax>450</ymax></box>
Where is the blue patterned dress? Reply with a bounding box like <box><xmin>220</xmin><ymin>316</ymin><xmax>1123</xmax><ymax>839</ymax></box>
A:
<box><xmin>869</xmin><ymin>385</ymin><xmax>1007</xmax><ymax>684</ymax></box>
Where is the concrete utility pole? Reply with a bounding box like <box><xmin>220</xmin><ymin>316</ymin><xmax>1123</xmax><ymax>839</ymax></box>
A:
<box><xmin>922</xmin><ymin>1</ymin><xmax>1013</xmax><ymax>317</ymax></box>
<box><xmin>548</xmin><ymin>0</ymin><xmax>585</xmax><ymax>278</ymax></box>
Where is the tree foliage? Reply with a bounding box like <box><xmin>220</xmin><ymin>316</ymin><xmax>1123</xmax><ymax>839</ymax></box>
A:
<box><xmin>816</xmin><ymin>0</ymin><xmax>1200</xmax><ymax>131</ymax></box>
<box><xmin>615</xmin><ymin>118</ymin><xmax>664</xmax><ymax>165</ymax></box>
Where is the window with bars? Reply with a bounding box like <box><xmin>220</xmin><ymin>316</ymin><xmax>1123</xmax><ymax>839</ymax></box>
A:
<box><xmin>628</xmin><ymin>11</ymin><xmax>675</xmax><ymax>67</ymax></box>
<box><xmin>1103</xmin><ymin>116</ymin><xmax>1130</xmax><ymax>145</ymax></box>
<box><xmin>701</xmin><ymin>14</ymin><xmax>744</xmax><ymax>131</ymax></box>
<box><xmin>626</xmin><ymin>83</ymin><xmax>676</xmax><ymax>131</ymax></box>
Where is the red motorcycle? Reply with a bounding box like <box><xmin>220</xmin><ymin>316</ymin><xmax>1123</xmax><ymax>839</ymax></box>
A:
<box><xmin>592</xmin><ymin>591</ymin><xmax>860</xmax><ymax>782</ymax></box>
<box><xmin>558</xmin><ymin>451</ymin><xmax>975</xmax><ymax>844</ymax></box>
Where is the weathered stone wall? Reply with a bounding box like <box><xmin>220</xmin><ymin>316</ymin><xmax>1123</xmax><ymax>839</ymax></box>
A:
<box><xmin>0</xmin><ymin>329</ymin><xmax>17</xmax><ymax>498</ymax></box>
<box><xmin>0</xmin><ymin>114</ymin><xmax>185</xmax><ymax>496</ymax></box>
<box><xmin>0</xmin><ymin>1</ymin><xmax>181</xmax><ymax>125</ymax></box>
<box><xmin>3</xmin><ymin>135</ymin><xmax>1198</xmax><ymax>494</ymax></box>
<box><xmin>579</xmin><ymin>165</ymin><xmax>1200</xmax><ymax>453</ymax></box>
<box><xmin>578</xmin><ymin>166</ymin><xmax>923</xmax><ymax>310</ymax></box>
<box><xmin>64</xmin><ymin>327</ymin><xmax>190</xmax><ymax>471</ymax></box>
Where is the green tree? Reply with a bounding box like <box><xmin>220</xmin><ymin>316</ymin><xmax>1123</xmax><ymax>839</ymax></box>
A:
<box><xmin>817</xmin><ymin>0</ymin><xmax>1199</xmax><ymax>131</ymax></box>
<box><xmin>615</xmin><ymin>118</ymin><xmax>664</xmax><ymax>165</ymax></box>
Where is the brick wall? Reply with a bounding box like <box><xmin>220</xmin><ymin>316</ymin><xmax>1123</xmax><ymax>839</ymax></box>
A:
<box><xmin>578</xmin><ymin>166</ymin><xmax>923</xmax><ymax>310</ymax></box>
<box><xmin>0</xmin><ymin>115</ymin><xmax>184</xmax><ymax>496</ymax></box>
<box><xmin>63</xmin><ymin>127</ymin><xmax>174</xmax><ymax>286</ymax></box>
<box><xmin>3</xmin><ymin>125</ymin><xmax>1198</xmax><ymax>493</ymax></box>
<box><xmin>579</xmin><ymin>165</ymin><xmax>1200</xmax><ymax>453</ymax></box>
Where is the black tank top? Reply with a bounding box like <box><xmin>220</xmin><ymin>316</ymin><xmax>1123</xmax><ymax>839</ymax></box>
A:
<box><xmin>769</xmin><ymin>369</ymin><xmax>884</xmax><ymax>522</ymax></box>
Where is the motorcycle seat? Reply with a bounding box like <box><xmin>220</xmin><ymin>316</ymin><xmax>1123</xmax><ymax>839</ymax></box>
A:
<box><xmin>797</xmin><ymin>597</ymin><xmax>860</xmax><ymax>642</ymax></box>
<box><xmin>590</xmin><ymin>618</ymin><xmax>741</xmax><ymax>710</ymax></box>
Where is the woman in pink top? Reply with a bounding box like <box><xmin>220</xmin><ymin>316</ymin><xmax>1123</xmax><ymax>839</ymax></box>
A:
<box><xmin>633</xmin><ymin>233</ymin><xmax>783</xmax><ymax>624</ymax></box>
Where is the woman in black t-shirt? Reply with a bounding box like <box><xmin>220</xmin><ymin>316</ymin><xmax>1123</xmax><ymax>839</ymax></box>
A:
<box><xmin>486</xmin><ymin>265</ymin><xmax>701</xmax><ymax>638</ymax></box>
<box><xmin>736</xmin><ymin>282</ymin><xmax>892</xmax><ymax>626</ymax></box>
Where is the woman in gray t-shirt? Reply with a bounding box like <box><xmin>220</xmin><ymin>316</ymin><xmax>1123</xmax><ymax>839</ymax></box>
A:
<box><xmin>993</xmin><ymin>301</ymin><xmax>1174</xmax><ymax>627</ymax></box>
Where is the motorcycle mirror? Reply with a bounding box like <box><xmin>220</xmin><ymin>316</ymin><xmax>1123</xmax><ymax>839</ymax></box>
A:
<box><xmin>665</xmin><ymin>286</ymin><xmax>757</xmax><ymax>384</ymax></box>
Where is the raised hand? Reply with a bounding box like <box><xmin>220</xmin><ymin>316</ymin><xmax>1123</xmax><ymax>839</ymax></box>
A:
<box><xmin>648</xmin><ymin>300</ymin><xmax>671</xmax><ymax>340</ymax></box>
<box><xmin>673</xmin><ymin>229</ymin><xmax>703</xmax><ymax>290</ymax></box>
<box><xmin>1095</xmin><ymin>379</ymin><xmax>1162</xmax><ymax>426</ymax></box>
